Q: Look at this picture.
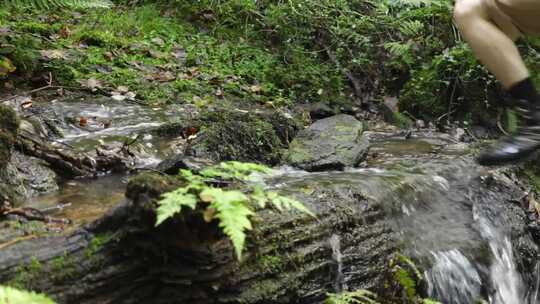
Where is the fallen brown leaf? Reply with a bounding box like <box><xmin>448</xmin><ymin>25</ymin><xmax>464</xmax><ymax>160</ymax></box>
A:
<box><xmin>78</xmin><ymin>77</ymin><xmax>103</xmax><ymax>91</ymax></box>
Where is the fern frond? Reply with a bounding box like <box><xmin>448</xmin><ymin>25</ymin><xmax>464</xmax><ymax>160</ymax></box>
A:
<box><xmin>2</xmin><ymin>0</ymin><xmax>113</xmax><ymax>10</ymax></box>
<box><xmin>201</xmin><ymin>188</ymin><xmax>254</xmax><ymax>260</ymax></box>
<box><xmin>266</xmin><ymin>191</ymin><xmax>316</xmax><ymax>217</ymax></box>
<box><xmin>325</xmin><ymin>290</ymin><xmax>380</xmax><ymax>304</ymax></box>
<box><xmin>201</xmin><ymin>161</ymin><xmax>271</xmax><ymax>180</ymax></box>
<box><xmin>155</xmin><ymin>188</ymin><xmax>198</xmax><ymax>226</ymax></box>
<box><xmin>384</xmin><ymin>41</ymin><xmax>411</xmax><ymax>57</ymax></box>
<box><xmin>0</xmin><ymin>285</ymin><xmax>56</xmax><ymax>304</ymax></box>
<box><xmin>386</xmin><ymin>0</ymin><xmax>446</xmax><ymax>7</ymax></box>
<box><xmin>399</xmin><ymin>20</ymin><xmax>423</xmax><ymax>36</ymax></box>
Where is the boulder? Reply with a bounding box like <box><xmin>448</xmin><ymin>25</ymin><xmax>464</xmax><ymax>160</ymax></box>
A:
<box><xmin>186</xmin><ymin>109</ymin><xmax>301</xmax><ymax>165</ymax></box>
<box><xmin>284</xmin><ymin>114</ymin><xmax>369</xmax><ymax>171</ymax></box>
<box><xmin>0</xmin><ymin>151</ymin><xmax>58</xmax><ymax>204</ymax></box>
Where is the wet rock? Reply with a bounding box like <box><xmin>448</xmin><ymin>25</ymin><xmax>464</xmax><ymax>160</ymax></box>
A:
<box><xmin>187</xmin><ymin>109</ymin><xmax>300</xmax><ymax>165</ymax></box>
<box><xmin>0</xmin><ymin>151</ymin><xmax>58</xmax><ymax>204</ymax></box>
<box><xmin>308</xmin><ymin>101</ymin><xmax>340</xmax><ymax>120</ymax></box>
<box><xmin>284</xmin><ymin>114</ymin><xmax>369</xmax><ymax>171</ymax></box>
<box><xmin>0</xmin><ymin>105</ymin><xmax>19</xmax><ymax>169</ymax></box>
<box><xmin>155</xmin><ymin>155</ymin><xmax>215</xmax><ymax>175</ymax></box>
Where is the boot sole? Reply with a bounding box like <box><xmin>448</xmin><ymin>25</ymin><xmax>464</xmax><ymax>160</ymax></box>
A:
<box><xmin>476</xmin><ymin>149</ymin><xmax>539</xmax><ymax>166</ymax></box>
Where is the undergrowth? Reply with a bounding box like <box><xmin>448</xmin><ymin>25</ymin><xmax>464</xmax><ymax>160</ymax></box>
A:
<box><xmin>2</xmin><ymin>0</ymin><xmax>538</xmax><ymax>124</ymax></box>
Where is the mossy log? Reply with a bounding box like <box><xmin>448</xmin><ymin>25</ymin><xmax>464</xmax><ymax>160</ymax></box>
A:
<box><xmin>0</xmin><ymin>172</ymin><xmax>398</xmax><ymax>304</ymax></box>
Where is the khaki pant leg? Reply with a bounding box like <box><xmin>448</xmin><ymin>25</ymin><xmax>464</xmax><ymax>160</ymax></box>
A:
<box><xmin>492</xmin><ymin>0</ymin><xmax>540</xmax><ymax>35</ymax></box>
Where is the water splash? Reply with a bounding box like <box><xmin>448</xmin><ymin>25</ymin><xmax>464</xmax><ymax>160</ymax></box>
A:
<box><xmin>426</xmin><ymin>249</ymin><xmax>482</xmax><ymax>304</ymax></box>
<box><xmin>329</xmin><ymin>234</ymin><xmax>346</xmax><ymax>293</ymax></box>
<box><xmin>477</xmin><ymin>218</ymin><xmax>525</xmax><ymax>304</ymax></box>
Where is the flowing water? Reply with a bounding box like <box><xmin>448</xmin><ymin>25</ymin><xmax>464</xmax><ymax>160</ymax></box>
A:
<box><xmin>17</xmin><ymin>96</ymin><xmax>540</xmax><ymax>303</ymax></box>
<box><xmin>267</xmin><ymin>133</ymin><xmax>540</xmax><ymax>303</ymax></box>
<box><xmin>20</xmin><ymin>97</ymin><xmax>195</xmax><ymax>224</ymax></box>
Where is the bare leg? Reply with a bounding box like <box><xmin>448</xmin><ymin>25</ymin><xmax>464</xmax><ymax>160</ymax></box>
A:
<box><xmin>453</xmin><ymin>0</ymin><xmax>528</xmax><ymax>88</ymax></box>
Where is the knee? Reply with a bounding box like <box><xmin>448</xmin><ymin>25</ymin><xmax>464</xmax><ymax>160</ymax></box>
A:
<box><xmin>453</xmin><ymin>0</ymin><xmax>485</xmax><ymax>27</ymax></box>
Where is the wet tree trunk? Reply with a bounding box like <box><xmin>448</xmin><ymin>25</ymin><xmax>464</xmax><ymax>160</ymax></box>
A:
<box><xmin>0</xmin><ymin>173</ymin><xmax>398</xmax><ymax>304</ymax></box>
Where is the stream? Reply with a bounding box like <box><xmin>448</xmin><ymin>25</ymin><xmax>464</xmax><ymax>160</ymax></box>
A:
<box><xmin>267</xmin><ymin>136</ymin><xmax>540</xmax><ymax>303</ymax></box>
<box><xmin>13</xmin><ymin>96</ymin><xmax>540</xmax><ymax>303</ymax></box>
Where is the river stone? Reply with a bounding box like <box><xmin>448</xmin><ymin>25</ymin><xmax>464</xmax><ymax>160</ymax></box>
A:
<box><xmin>0</xmin><ymin>151</ymin><xmax>58</xmax><ymax>204</ymax></box>
<box><xmin>155</xmin><ymin>155</ymin><xmax>215</xmax><ymax>174</ymax></box>
<box><xmin>284</xmin><ymin>114</ymin><xmax>369</xmax><ymax>171</ymax></box>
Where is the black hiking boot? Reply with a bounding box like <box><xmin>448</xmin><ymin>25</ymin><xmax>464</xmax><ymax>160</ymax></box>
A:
<box><xmin>477</xmin><ymin>99</ymin><xmax>540</xmax><ymax>166</ymax></box>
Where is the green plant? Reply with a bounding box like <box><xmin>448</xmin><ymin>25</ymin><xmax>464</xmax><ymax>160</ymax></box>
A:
<box><xmin>0</xmin><ymin>285</ymin><xmax>55</xmax><ymax>304</ymax></box>
<box><xmin>1</xmin><ymin>0</ymin><xmax>112</xmax><ymax>9</ymax></box>
<box><xmin>155</xmin><ymin>161</ymin><xmax>315</xmax><ymax>260</ymax></box>
<box><xmin>324</xmin><ymin>290</ymin><xmax>380</xmax><ymax>304</ymax></box>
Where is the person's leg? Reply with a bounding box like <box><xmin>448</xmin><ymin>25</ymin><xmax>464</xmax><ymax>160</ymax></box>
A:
<box><xmin>453</xmin><ymin>0</ymin><xmax>527</xmax><ymax>88</ymax></box>
<box><xmin>454</xmin><ymin>0</ymin><xmax>540</xmax><ymax>165</ymax></box>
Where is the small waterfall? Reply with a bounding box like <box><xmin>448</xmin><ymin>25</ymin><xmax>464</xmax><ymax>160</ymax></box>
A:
<box><xmin>477</xmin><ymin>218</ymin><xmax>525</xmax><ymax>304</ymax></box>
<box><xmin>427</xmin><ymin>215</ymin><xmax>538</xmax><ymax>304</ymax></box>
<box><xmin>426</xmin><ymin>249</ymin><xmax>482</xmax><ymax>304</ymax></box>
<box><xmin>329</xmin><ymin>234</ymin><xmax>346</xmax><ymax>293</ymax></box>
<box><xmin>266</xmin><ymin>152</ymin><xmax>540</xmax><ymax>303</ymax></box>
<box><xmin>526</xmin><ymin>263</ymin><xmax>540</xmax><ymax>303</ymax></box>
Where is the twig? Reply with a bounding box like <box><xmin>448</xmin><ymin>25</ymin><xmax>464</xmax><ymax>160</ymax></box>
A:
<box><xmin>0</xmin><ymin>235</ymin><xmax>38</xmax><ymax>250</ymax></box>
<box><xmin>1</xmin><ymin>206</ymin><xmax>71</xmax><ymax>224</ymax></box>
<box><xmin>122</xmin><ymin>134</ymin><xmax>141</xmax><ymax>149</ymax></box>
<box><xmin>436</xmin><ymin>109</ymin><xmax>457</xmax><ymax>123</ymax></box>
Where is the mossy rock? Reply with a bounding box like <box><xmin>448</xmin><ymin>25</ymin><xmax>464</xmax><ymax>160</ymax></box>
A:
<box><xmin>126</xmin><ymin>173</ymin><xmax>181</xmax><ymax>203</ymax></box>
<box><xmin>0</xmin><ymin>105</ymin><xmax>19</xmax><ymax>168</ymax></box>
<box><xmin>187</xmin><ymin>109</ymin><xmax>300</xmax><ymax>165</ymax></box>
<box><xmin>284</xmin><ymin>114</ymin><xmax>369</xmax><ymax>171</ymax></box>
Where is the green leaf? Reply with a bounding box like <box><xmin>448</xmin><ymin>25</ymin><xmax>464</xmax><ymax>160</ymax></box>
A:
<box><xmin>324</xmin><ymin>290</ymin><xmax>380</xmax><ymax>304</ymax></box>
<box><xmin>200</xmin><ymin>161</ymin><xmax>271</xmax><ymax>181</ymax></box>
<box><xmin>202</xmin><ymin>188</ymin><xmax>253</xmax><ymax>260</ymax></box>
<box><xmin>267</xmin><ymin>191</ymin><xmax>316</xmax><ymax>218</ymax></box>
<box><xmin>251</xmin><ymin>184</ymin><xmax>268</xmax><ymax>208</ymax></box>
<box><xmin>0</xmin><ymin>286</ymin><xmax>56</xmax><ymax>304</ymax></box>
<box><xmin>155</xmin><ymin>188</ymin><xmax>197</xmax><ymax>226</ymax></box>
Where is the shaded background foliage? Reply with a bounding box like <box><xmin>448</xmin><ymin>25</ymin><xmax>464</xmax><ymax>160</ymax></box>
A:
<box><xmin>1</xmin><ymin>0</ymin><xmax>540</xmax><ymax>124</ymax></box>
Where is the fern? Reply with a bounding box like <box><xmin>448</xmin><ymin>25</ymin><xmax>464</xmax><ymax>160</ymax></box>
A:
<box><xmin>1</xmin><ymin>0</ymin><xmax>113</xmax><ymax>9</ymax></box>
<box><xmin>200</xmin><ymin>188</ymin><xmax>253</xmax><ymax>260</ymax></box>
<box><xmin>155</xmin><ymin>188</ymin><xmax>198</xmax><ymax>226</ymax></box>
<box><xmin>399</xmin><ymin>20</ymin><xmax>424</xmax><ymax>37</ymax></box>
<box><xmin>324</xmin><ymin>290</ymin><xmax>380</xmax><ymax>304</ymax></box>
<box><xmin>155</xmin><ymin>161</ymin><xmax>315</xmax><ymax>260</ymax></box>
<box><xmin>384</xmin><ymin>41</ymin><xmax>414</xmax><ymax>66</ymax></box>
<box><xmin>0</xmin><ymin>285</ymin><xmax>56</xmax><ymax>304</ymax></box>
<box><xmin>386</xmin><ymin>0</ymin><xmax>447</xmax><ymax>7</ymax></box>
<box><xmin>200</xmin><ymin>161</ymin><xmax>271</xmax><ymax>180</ymax></box>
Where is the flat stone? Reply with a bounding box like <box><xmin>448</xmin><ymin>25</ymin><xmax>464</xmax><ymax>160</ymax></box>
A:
<box><xmin>284</xmin><ymin>114</ymin><xmax>369</xmax><ymax>171</ymax></box>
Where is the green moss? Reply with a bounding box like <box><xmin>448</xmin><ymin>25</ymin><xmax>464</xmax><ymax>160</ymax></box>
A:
<box><xmin>6</xmin><ymin>257</ymin><xmax>43</xmax><ymax>290</ymax></box>
<box><xmin>258</xmin><ymin>254</ymin><xmax>285</xmax><ymax>273</ymax></box>
<box><xmin>85</xmin><ymin>233</ymin><xmax>113</xmax><ymax>258</ymax></box>
<box><xmin>191</xmin><ymin>110</ymin><xmax>285</xmax><ymax>165</ymax></box>
<box><xmin>0</xmin><ymin>105</ymin><xmax>19</xmax><ymax>168</ymax></box>
<box><xmin>0</xmin><ymin>105</ymin><xmax>20</xmax><ymax>133</ymax></box>
<box><xmin>16</xmin><ymin>21</ymin><xmax>53</xmax><ymax>35</ymax></box>
<box><xmin>391</xmin><ymin>112</ymin><xmax>413</xmax><ymax>129</ymax></box>
<box><xmin>285</xmin><ymin>141</ymin><xmax>312</xmax><ymax>164</ymax></box>
<box><xmin>126</xmin><ymin>173</ymin><xmax>180</xmax><ymax>201</ymax></box>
